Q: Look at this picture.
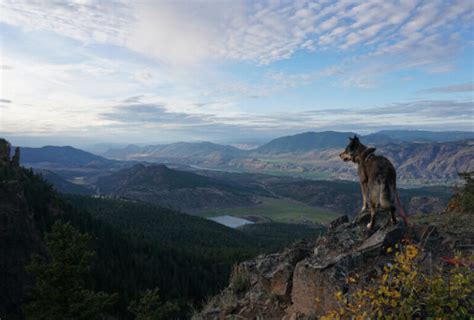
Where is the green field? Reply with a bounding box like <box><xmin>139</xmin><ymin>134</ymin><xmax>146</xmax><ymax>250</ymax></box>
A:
<box><xmin>196</xmin><ymin>197</ymin><xmax>339</xmax><ymax>224</ymax></box>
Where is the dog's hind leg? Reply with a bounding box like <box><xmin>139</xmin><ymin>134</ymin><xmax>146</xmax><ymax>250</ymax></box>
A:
<box><xmin>367</xmin><ymin>202</ymin><xmax>377</xmax><ymax>230</ymax></box>
<box><xmin>380</xmin><ymin>183</ymin><xmax>397</xmax><ymax>225</ymax></box>
<box><xmin>360</xmin><ymin>181</ymin><xmax>368</xmax><ymax>213</ymax></box>
<box><xmin>390</xmin><ymin>207</ymin><xmax>397</xmax><ymax>225</ymax></box>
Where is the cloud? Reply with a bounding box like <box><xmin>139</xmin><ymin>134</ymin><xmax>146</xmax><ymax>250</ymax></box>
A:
<box><xmin>1</xmin><ymin>0</ymin><xmax>472</xmax><ymax>67</ymax></box>
<box><xmin>418</xmin><ymin>82</ymin><xmax>474</xmax><ymax>94</ymax></box>
<box><xmin>358</xmin><ymin>100</ymin><xmax>474</xmax><ymax>118</ymax></box>
<box><xmin>101</xmin><ymin>103</ymin><xmax>213</xmax><ymax>126</ymax></box>
<box><xmin>122</xmin><ymin>95</ymin><xmax>144</xmax><ymax>103</ymax></box>
<box><xmin>96</xmin><ymin>99</ymin><xmax>474</xmax><ymax>142</ymax></box>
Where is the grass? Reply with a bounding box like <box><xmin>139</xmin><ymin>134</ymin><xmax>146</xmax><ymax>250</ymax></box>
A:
<box><xmin>195</xmin><ymin>197</ymin><xmax>339</xmax><ymax>224</ymax></box>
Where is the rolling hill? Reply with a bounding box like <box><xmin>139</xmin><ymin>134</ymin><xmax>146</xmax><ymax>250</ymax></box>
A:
<box><xmin>95</xmin><ymin>163</ymin><xmax>267</xmax><ymax>212</ymax></box>
<box><xmin>19</xmin><ymin>145</ymin><xmax>133</xmax><ymax>181</ymax></box>
<box><xmin>21</xmin><ymin>145</ymin><xmax>117</xmax><ymax>168</ymax></box>
<box><xmin>103</xmin><ymin>141</ymin><xmax>244</xmax><ymax>164</ymax></box>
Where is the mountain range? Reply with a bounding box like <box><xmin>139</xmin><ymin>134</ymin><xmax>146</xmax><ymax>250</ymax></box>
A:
<box><xmin>96</xmin><ymin>130</ymin><xmax>473</xmax><ymax>185</ymax></box>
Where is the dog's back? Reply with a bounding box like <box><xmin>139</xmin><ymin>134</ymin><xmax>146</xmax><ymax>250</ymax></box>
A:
<box><xmin>364</xmin><ymin>154</ymin><xmax>397</xmax><ymax>211</ymax></box>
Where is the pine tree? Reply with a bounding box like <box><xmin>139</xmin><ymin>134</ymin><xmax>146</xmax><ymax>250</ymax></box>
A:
<box><xmin>128</xmin><ymin>288</ymin><xmax>179</xmax><ymax>320</ymax></box>
<box><xmin>23</xmin><ymin>221</ymin><xmax>117</xmax><ymax>320</ymax></box>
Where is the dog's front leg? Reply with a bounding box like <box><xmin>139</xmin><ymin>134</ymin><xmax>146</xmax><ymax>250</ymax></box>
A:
<box><xmin>360</xmin><ymin>181</ymin><xmax>368</xmax><ymax>213</ymax></box>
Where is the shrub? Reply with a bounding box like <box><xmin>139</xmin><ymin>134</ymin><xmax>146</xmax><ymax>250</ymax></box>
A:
<box><xmin>230</xmin><ymin>267</ymin><xmax>251</xmax><ymax>294</ymax></box>
<box><xmin>322</xmin><ymin>243</ymin><xmax>473</xmax><ymax>319</ymax></box>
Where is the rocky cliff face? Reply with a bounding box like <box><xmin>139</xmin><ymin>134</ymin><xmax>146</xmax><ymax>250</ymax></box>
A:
<box><xmin>197</xmin><ymin>211</ymin><xmax>472</xmax><ymax>319</ymax></box>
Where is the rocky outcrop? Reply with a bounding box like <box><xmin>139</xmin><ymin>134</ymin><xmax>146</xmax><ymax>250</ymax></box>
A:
<box><xmin>0</xmin><ymin>138</ymin><xmax>12</xmax><ymax>165</ymax></box>
<box><xmin>0</xmin><ymin>139</ymin><xmax>20</xmax><ymax>167</ymax></box>
<box><xmin>197</xmin><ymin>210</ymin><xmax>469</xmax><ymax>319</ymax></box>
<box><xmin>12</xmin><ymin>147</ymin><xmax>20</xmax><ymax>167</ymax></box>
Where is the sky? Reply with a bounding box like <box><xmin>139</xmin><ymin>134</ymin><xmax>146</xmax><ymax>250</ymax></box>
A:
<box><xmin>0</xmin><ymin>0</ymin><xmax>473</xmax><ymax>148</ymax></box>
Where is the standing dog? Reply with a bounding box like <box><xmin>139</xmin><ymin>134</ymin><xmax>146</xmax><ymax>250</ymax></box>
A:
<box><xmin>339</xmin><ymin>136</ymin><xmax>398</xmax><ymax>229</ymax></box>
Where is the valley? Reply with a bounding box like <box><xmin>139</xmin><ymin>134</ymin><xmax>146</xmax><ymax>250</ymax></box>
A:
<box><xmin>16</xmin><ymin>130</ymin><xmax>463</xmax><ymax>226</ymax></box>
<box><xmin>1</xmin><ymin>130</ymin><xmax>471</xmax><ymax>319</ymax></box>
<box><xmin>97</xmin><ymin>130</ymin><xmax>474</xmax><ymax>186</ymax></box>
<box><xmin>197</xmin><ymin>196</ymin><xmax>339</xmax><ymax>224</ymax></box>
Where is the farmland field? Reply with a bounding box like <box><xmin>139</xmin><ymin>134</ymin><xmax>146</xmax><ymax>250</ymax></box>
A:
<box><xmin>195</xmin><ymin>197</ymin><xmax>339</xmax><ymax>224</ymax></box>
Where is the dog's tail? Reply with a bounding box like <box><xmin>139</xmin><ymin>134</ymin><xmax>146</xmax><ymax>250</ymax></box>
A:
<box><xmin>395</xmin><ymin>188</ymin><xmax>409</xmax><ymax>226</ymax></box>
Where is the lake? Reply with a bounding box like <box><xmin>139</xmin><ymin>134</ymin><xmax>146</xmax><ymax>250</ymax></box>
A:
<box><xmin>208</xmin><ymin>215</ymin><xmax>254</xmax><ymax>228</ymax></box>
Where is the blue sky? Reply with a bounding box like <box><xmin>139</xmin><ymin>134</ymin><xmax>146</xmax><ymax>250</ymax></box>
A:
<box><xmin>0</xmin><ymin>0</ymin><xmax>473</xmax><ymax>147</ymax></box>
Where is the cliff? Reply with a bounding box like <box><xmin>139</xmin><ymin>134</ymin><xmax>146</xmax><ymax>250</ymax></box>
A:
<box><xmin>197</xmin><ymin>210</ymin><xmax>473</xmax><ymax>319</ymax></box>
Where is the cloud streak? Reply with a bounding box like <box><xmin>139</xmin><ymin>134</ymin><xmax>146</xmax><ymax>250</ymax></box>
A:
<box><xmin>418</xmin><ymin>82</ymin><xmax>474</xmax><ymax>94</ymax></box>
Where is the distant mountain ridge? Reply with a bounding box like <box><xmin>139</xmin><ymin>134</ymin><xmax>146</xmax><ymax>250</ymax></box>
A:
<box><xmin>17</xmin><ymin>129</ymin><xmax>474</xmax><ymax>186</ymax></box>
<box><xmin>101</xmin><ymin>130</ymin><xmax>474</xmax><ymax>159</ymax></box>
<box><xmin>103</xmin><ymin>141</ymin><xmax>244</xmax><ymax>162</ymax></box>
<box><xmin>21</xmin><ymin>145</ymin><xmax>114</xmax><ymax>167</ymax></box>
<box><xmin>254</xmin><ymin>131</ymin><xmax>357</xmax><ymax>154</ymax></box>
<box><xmin>95</xmin><ymin>164</ymin><xmax>265</xmax><ymax>212</ymax></box>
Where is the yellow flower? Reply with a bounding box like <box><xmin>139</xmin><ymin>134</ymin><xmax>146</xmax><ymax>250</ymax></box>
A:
<box><xmin>406</xmin><ymin>245</ymin><xmax>418</xmax><ymax>259</ymax></box>
<box><xmin>387</xmin><ymin>247</ymin><xmax>393</xmax><ymax>253</ymax></box>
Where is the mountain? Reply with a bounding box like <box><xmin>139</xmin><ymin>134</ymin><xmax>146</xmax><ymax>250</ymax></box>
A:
<box><xmin>227</xmin><ymin>139</ymin><xmax>474</xmax><ymax>185</ymax></box>
<box><xmin>365</xmin><ymin>130</ymin><xmax>474</xmax><ymax>143</ymax></box>
<box><xmin>376</xmin><ymin>140</ymin><xmax>474</xmax><ymax>181</ymax></box>
<box><xmin>20</xmin><ymin>145</ymin><xmax>116</xmax><ymax>168</ymax></box>
<box><xmin>254</xmin><ymin>131</ymin><xmax>358</xmax><ymax>154</ymax></box>
<box><xmin>255</xmin><ymin>130</ymin><xmax>474</xmax><ymax>154</ymax></box>
<box><xmin>18</xmin><ymin>145</ymin><xmax>133</xmax><ymax>182</ymax></box>
<box><xmin>102</xmin><ymin>141</ymin><xmax>244</xmax><ymax>164</ymax></box>
<box><xmin>100</xmin><ymin>144</ymin><xmax>143</xmax><ymax>159</ymax></box>
<box><xmin>95</xmin><ymin>163</ymin><xmax>266</xmax><ymax>211</ymax></box>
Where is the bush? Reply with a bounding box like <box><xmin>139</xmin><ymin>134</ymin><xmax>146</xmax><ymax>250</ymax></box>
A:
<box><xmin>322</xmin><ymin>243</ymin><xmax>473</xmax><ymax>319</ymax></box>
<box><xmin>230</xmin><ymin>267</ymin><xmax>251</xmax><ymax>294</ymax></box>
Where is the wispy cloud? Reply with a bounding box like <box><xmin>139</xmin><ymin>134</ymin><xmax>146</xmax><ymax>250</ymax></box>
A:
<box><xmin>1</xmin><ymin>0</ymin><xmax>472</xmax><ymax>68</ymax></box>
<box><xmin>418</xmin><ymin>82</ymin><xmax>474</xmax><ymax>94</ymax></box>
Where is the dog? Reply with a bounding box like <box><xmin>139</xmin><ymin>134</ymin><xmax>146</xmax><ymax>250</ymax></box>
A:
<box><xmin>339</xmin><ymin>136</ymin><xmax>398</xmax><ymax>229</ymax></box>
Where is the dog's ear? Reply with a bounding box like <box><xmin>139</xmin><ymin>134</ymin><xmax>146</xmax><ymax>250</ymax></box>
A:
<box><xmin>348</xmin><ymin>136</ymin><xmax>353</xmax><ymax>141</ymax></box>
<box><xmin>353</xmin><ymin>135</ymin><xmax>359</xmax><ymax>141</ymax></box>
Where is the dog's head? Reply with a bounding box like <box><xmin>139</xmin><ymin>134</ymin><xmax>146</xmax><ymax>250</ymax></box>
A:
<box><xmin>339</xmin><ymin>135</ymin><xmax>361</xmax><ymax>162</ymax></box>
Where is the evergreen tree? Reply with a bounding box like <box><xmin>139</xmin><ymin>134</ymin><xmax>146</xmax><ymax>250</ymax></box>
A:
<box><xmin>128</xmin><ymin>288</ymin><xmax>180</xmax><ymax>320</ymax></box>
<box><xmin>23</xmin><ymin>221</ymin><xmax>117</xmax><ymax>320</ymax></box>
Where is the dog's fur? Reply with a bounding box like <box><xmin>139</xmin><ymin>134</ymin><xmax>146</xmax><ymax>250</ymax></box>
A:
<box><xmin>339</xmin><ymin>136</ymin><xmax>398</xmax><ymax>229</ymax></box>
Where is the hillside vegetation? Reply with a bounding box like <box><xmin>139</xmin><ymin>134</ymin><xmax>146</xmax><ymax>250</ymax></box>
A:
<box><xmin>1</xmin><ymin>140</ymin><xmax>322</xmax><ymax>319</ymax></box>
